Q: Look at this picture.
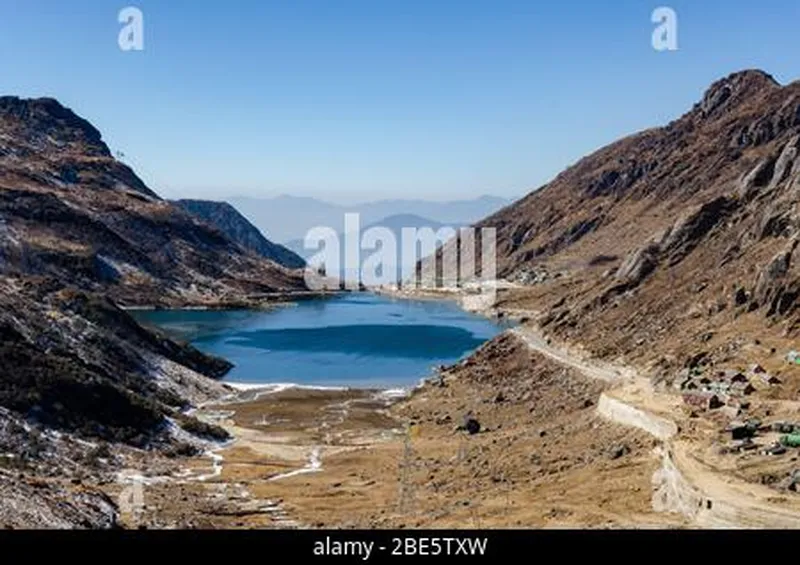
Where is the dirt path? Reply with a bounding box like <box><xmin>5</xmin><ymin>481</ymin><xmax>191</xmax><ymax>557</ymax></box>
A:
<box><xmin>510</xmin><ymin>327</ymin><xmax>635</xmax><ymax>384</ymax></box>
<box><xmin>511</xmin><ymin>324</ymin><xmax>800</xmax><ymax>528</ymax></box>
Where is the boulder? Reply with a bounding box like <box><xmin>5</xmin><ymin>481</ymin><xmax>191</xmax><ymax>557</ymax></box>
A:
<box><xmin>661</xmin><ymin>196</ymin><xmax>736</xmax><ymax>265</ymax></box>
<box><xmin>464</xmin><ymin>418</ymin><xmax>481</xmax><ymax>435</ymax></box>
<box><xmin>616</xmin><ymin>241</ymin><xmax>660</xmax><ymax>287</ymax></box>
<box><xmin>608</xmin><ymin>444</ymin><xmax>631</xmax><ymax>460</ymax></box>
<box><xmin>769</xmin><ymin>135</ymin><xmax>800</xmax><ymax>189</ymax></box>
<box><xmin>738</xmin><ymin>156</ymin><xmax>778</xmax><ymax>198</ymax></box>
<box><xmin>752</xmin><ymin>238</ymin><xmax>800</xmax><ymax>316</ymax></box>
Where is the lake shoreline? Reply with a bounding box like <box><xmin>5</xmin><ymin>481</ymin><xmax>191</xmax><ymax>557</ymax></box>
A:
<box><xmin>119</xmin><ymin>289</ymin><xmax>345</xmax><ymax>312</ymax></box>
<box><xmin>137</xmin><ymin>290</ymin><xmax>504</xmax><ymax>391</ymax></box>
<box><xmin>210</xmin><ymin>287</ymin><xmax>518</xmax><ymax>399</ymax></box>
<box><xmin>121</xmin><ymin>283</ymin><xmax>669</xmax><ymax>529</ymax></box>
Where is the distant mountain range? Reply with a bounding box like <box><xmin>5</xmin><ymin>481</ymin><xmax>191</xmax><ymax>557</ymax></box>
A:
<box><xmin>227</xmin><ymin>194</ymin><xmax>512</xmax><ymax>245</ymax></box>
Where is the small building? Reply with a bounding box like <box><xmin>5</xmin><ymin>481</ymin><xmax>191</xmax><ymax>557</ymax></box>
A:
<box><xmin>730</xmin><ymin>382</ymin><xmax>756</xmax><ymax>396</ymax></box>
<box><xmin>683</xmin><ymin>392</ymin><xmax>725</xmax><ymax>411</ymax></box>
<box><xmin>771</xmin><ymin>422</ymin><xmax>795</xmax><ymax>434</ymax></box>
<box><xmin>729</xmin><ymin>418</ymin><xmax>761</xmax><ymax>440</ymax></box>
<box><xmin>708</xmin><ymin>382</ymin><xmax>731</xmax><ymax>395</ymax></box>
<box><xmin>683</xmin><ymin>393</ymin><xmax>708</xmax><ymax>409</ymax></box>
<box><xmin>731</xmin><ymin>425</ymin><xmax>754</xmax><ymax>440</ymax></box>
<box><xmin>762</xmin><ymin>374</ymin><xmax>782</xmax><ymax>385</ymax></box>
<box><xmin>729</xmin><ymin>372</ymin><xmax>749</xmax><ymax>384</ymax></box>
<box><xmin>680</xmin><ymin>378</ymin><xmax>699</xmax><ymax>391</ymax></box>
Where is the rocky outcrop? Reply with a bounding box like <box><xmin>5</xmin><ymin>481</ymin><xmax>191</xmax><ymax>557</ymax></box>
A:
<box><xmin>770</xmin><ymin>135</ymin><xmax>800</xmax><ymax>189</ymax></box>
<box><xmin>0</xmin><ymin>96</ymin><xmax>158</xmax><ymax>198</ymax></box>
<box><xmin>0</xmin><ymin>284</ymin><xmax>231</xmax><ymax>446</ymax></box>
<box><xmin>608</xmin><ymin>195</ymin><xmax>735</xmax><ymax>292</ymax></box>
<box><xmin>173</xmin><ymin>199</ymin><xmax>306</xmax><ymax>269</ymax></box>
<box><xmin>615</xmin><ymin>240</ymin><xmax>661</xmax><ymax>287</ymax></box>
<box><xmin>661</xmin><ymin>197</ymin><xmax>737</xmax><ymax>265</ymax></box>
<box><xmin>698</xmin><ymin>69</ymin><xmax>780</xmax><ymax>120</ymax></box>
<box><xmin>752</xmin><ymin>238</ymin><xmax>800</xmax><ymax>316</ymax></box>
<box><xmin>0</xmin><ymin>97</ymin><xmax>108</xmax><ymax>157</ymax></box>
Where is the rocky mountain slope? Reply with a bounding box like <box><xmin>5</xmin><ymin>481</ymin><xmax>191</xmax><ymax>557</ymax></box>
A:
<box><xmin>394</xmin><ymin>70</ymin><xmax>800</xmax><ymax>524</ymax></box>
<box><xmin>0</xmin><ymin>97</ymin><xmax>310</xmax><ymax>526</ymax></box>
<box><xmin>465</xmin><ymin>70</ymin><xmax>800</xmax><ymax>385</ymax></box>
<box><xmin>0</xmin><ymin>96</ymin><xmax>307</xmax><ymax>307</ymax></box>
<box><xmin>173</xmin><ymin>199</ymin><xmax>306</xmax><ymax>269</ymax></box>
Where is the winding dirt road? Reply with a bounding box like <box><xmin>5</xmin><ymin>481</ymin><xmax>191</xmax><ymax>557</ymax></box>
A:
<box><xmin>510</xmin><ymin>325</ymin><xmax>800</xmax><ymax>529</ymax></box>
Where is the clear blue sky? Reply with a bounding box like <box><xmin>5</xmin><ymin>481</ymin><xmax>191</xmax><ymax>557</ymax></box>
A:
<box><xmin>1</xmin><ymin>0</ymin><xmax>799</xmax><ymax>202</ymax></box>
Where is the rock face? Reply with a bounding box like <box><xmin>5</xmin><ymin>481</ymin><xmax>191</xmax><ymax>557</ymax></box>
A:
<box><xmin>173</xmin><ymin>199</ymin><xmax>306</xmax><ymax>269</ymax></box>
<box><xmin>616</xmin><ymin>240</ymin><xmax>661</xmax><ymax>287</ymax></box>
<box><xmin>0</xmin><ymin>286</ymin><xmax>232</xmax><ymax>442</ymax></box>
<box><xmin>752</xmin><ymin>238</ymin><xmax>800</xmax><ymax>316</ymax></box>
<box><xmin>660</xmin><ymin>197</ymin><xmax>737</xmax><ymax>265</ymax></box>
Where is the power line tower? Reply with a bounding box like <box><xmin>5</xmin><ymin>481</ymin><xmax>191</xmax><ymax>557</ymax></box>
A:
<box><xmin>397</xmin><ymin>423</ymin><xmax>418</xmax><ymax>515</ymax></box>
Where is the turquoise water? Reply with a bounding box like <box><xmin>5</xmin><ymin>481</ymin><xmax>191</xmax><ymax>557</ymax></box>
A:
<box><xmin>133</xmin><ymin>293</ymin><xmax>509</xmax><ymax>388</ymax></box>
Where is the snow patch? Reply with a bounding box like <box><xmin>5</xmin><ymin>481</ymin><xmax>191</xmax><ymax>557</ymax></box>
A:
<box><xmin>267</xmin><ymin>448</ymin><xmax>322</xmax><ymax>481</ymax></box>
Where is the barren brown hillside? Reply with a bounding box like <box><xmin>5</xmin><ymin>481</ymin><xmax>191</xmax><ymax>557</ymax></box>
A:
<box><xmin>453</xmin><ymin>70</ymin><xmax>800</xmax><ymax>390</ymax></box>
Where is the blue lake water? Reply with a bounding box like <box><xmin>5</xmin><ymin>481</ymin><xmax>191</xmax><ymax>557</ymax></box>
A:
<box><xmin>133</xmin><ymin>293</ymin><xmax>509</xmax><ymax>389</ymax></box>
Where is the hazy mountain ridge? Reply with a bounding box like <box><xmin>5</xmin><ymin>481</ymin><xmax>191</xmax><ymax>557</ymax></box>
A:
<box><xmin>285</xmin><ymin>213</ymin><xmax>455</xmax><ymax>258</ymax></box>
<box><xmin>172</xmin><ymin>199</ymin><xmax>306</xmax><ymax>269</ymax></box>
